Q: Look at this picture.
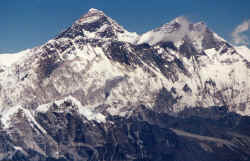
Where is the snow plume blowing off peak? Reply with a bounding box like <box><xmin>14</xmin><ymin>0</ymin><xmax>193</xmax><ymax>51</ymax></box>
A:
<box><xmin>137</xmin><ymin>16</ymin><xmax>190</xmax><ymax>45</ymax></box>
<box><xmin>137</xmin><ymin>16</ymin><xmax>208</xmax><ymax>46</ymax></box>
<box><xmin>158</xmin><ymin>16</ymin><xmax>192</xmax><ymax>42</ymax></box>
<box><xmin>232</xmin><ymin>19</ymin><xmax>250</xmax><ymax>45</ymax></box>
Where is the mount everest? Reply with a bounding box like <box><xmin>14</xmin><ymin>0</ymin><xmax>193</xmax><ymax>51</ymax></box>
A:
<box><xmin>0</xmin><ymin>8</ymin><xmax>250</xmax><ymax>161</ymax></box>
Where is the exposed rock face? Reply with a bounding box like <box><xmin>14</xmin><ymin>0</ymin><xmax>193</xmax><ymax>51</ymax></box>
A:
<box><xmin>0</xmin><ymin>98</ymin><xmax>250</xmax><ymax>161</ymax></box>
<box><xmin>0</xmin><ymin>9</ymin><xmax>250</xmax><ymax>116</ymax></box>
<box><xmin>0</xmin><ymin>8</ymin><xmax>250</xmax><ymax>161</ymax></box>
<box><xmin>1</xmin><ymin>9</ymin><xmax>250</xmax><ymax>116</ymax></box>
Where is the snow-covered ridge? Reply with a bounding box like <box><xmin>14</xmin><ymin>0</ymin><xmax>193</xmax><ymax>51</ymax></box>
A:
<box><xmin>0</xmin><ymin>96</ymin><xmax>106</xmax><ymax>130</ymax></box>
<box><xmin>36</xmin><ymin>96</ymin><xmax>106</xmax><ymax>123</ymax></box>
<box><xmin>235</xmin><ymin>45</ymin><xmax>250</xmax><ymax>61</ymax></box>
<box><xmin>137</xmin><ymin>16</ymin><xmax>192</xmax><ymax>45</ymax></box>
<box><xmin>76</xmin><ymin>8</ymin><xmax>105</xmax><ymax>24</ymax></box>
<box><xmin>0</xmin><ymin>49</ymin><xmax>30</xmax><ymax>67</ymax></box>
<box><xmin>1</xmin><ymin>9</ymin><xmax>250</xmax><ymax>118</ymax></box>
<box><xmin>0</xmin><ymin>105</ymin><xmax>47</xmax><ymax>133</ymax></box>
<box><xmin>71</xmin><ymin>8</ymin><xmax>139</xmax><ymax>43</ymax></box>
<box><xmin>137</xmin><ymin>16</ymin><xmax>226</xmax><ymax>52</ymax></box>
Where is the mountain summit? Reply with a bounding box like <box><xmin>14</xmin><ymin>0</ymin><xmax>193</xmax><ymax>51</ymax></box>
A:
<box><xmin>0</xmin><ymin>9</ymin><xmax>250</xmax><ymax>116</ymax></box>
<box><xmin>137</xmin><ymin>16</ymin><xmax>227</xmax><ymax>52</ymax></box>
<box><xmin>57</xmin><ymin>8</ymin><xmax>138</xmax><ymax>43</ymax></box>
<box><xmin>0</xmin><ymin>9</ymin><xmax>250</xmax><ymax>161</ymax></box>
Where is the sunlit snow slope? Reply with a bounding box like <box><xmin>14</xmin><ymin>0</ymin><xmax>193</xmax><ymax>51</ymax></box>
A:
<box><xmin>1</xmin><ymin>8</ymin><xmax>250</xmax><ymax>122</ymax></box>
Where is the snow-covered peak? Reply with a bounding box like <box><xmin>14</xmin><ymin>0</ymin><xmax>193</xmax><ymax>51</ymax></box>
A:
<box><xmin>137</xmin><ymin>17</ymin><xmax>227</xmax><ymax>52</ymax></box>
<box><xmin>88</xmin><ymin>8</ymin><xmax>104</xmax><ymax>14</ymax></box>
<box><xmin>169</xmin><ymin>16</ymin><xmax>189</xmax><ymax>25</ymax></box>
<box><xmin>153</xmin><ymin>16</ymin><xmax>190</xmax><ymax>33</ymax></box>
<box><xmin>76</xmin><ymin>8</ymin><xmax>106</xmax><ymax>24</ymax></box>
<box><xmin>57</xmin><ymin>8</ymin><xmax>138</xmax><ymax>43</ymax></box>
<box><xmin>2</xmin><ymin>10</ymin><xmax>250</xmax><ymax>120</ymax></box>
<box><xmin>137</xmin><ymin>17</ymin><xmax>194</xmax><ymax>45</ymax></box>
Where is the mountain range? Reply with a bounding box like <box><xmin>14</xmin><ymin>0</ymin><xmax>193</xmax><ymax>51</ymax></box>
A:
<box><xmin>0</xmin><ymin>8</ymin><xmax>250</xmax><ymax>161</ymax></box>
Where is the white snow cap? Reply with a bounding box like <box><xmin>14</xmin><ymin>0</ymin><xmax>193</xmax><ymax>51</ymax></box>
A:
<box><xmin>76</xmin><ymin>8</ymin><xmax>105</xmax><ymax>24</ymax></box>
<box><xmin>74</xmin><ymin>8</ymin><xmax>138</xmax><ymax>43</ymax></box>
<box><xmin>170</xmin><ymin>16</ymin><xmax>188</xmax><ymax>24</ymax></box>
<box><xmin>88</xmin><ymin>8</ymin><xmax>104</xmax><ymax>13</ymax></box>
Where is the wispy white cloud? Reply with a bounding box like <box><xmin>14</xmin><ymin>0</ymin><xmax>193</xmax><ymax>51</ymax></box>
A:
<box><xmin>232</xmin><ymin>19</ymin><xmax>250</xmax><ymax>45</ymax></box>
<box><xmin>138</xmin><ymin>16</ymin><xmax>207</xmax><ymax>45</ymax></box>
